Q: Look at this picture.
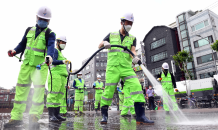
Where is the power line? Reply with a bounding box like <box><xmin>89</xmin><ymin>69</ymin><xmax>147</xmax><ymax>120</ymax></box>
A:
<box><xmin>203</xmin><ymin>1</ymin><xmax>218</xmax><ymax>10</ymax></box>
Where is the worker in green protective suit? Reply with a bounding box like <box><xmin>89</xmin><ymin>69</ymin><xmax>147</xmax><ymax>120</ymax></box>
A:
<box><xmin>98</xmin><ymin>12</ymin><xmax>154</xmax><ymax>125</ymax></box>
<box><xmin>73</xmin><ymin>72</ymin><xmax>87</xmax><ymax>115</ymax></box>
<box><xmin>120</xmin><ymin>80</ymin><xmax>136</xmax><ymax>117</ymax></box>
<box><xmin>47</xmin><ymin>35</ymin><xmax>70</xmax><ymax>122</ymax></box>
<box><xmin>5</xmin><ymin>6</ymin><xmax>55</xmax><ymax>128</ymax></box>
<box><xmin>157</xmin><ymin>62</ymin><xmax>178</xmax><ymax>114</ymax></box>
<box><xmin>93</xmin><ymin>75</ymin><xmax>105</xmax><ymax>113</ymax></box>
<box><xmin>117</xmin><ymin>80</ymin><xmax>124</xmax><ymax>111</ymax></box>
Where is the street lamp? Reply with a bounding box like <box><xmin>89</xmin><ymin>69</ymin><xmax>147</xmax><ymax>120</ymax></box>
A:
<box><xmin>195</xmin><ymin>35</ymin><xmax>218</xmax><ymax>74</ymax></box>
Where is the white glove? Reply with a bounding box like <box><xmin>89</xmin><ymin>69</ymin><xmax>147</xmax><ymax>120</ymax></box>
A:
<box><xmin>103</xmin><ymin>41</ymin><xmax>111</xmax><ymax>49</ymax></box>
<box><xmin>63</xmin><ymin>60</ymin><xmax>71</xmax><ymax>65</ymax></box>
<box><xmin>132</xmin><ymin>57</ymin><xmax>140</xmax><ymax>64</ymax></box>
<box><xmin>45</xmin><ymin>55</ymin><xmax>53</xmax><ymax>65</ymax></box>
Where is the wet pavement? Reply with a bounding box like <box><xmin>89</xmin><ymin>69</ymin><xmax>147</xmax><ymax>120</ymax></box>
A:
<box><xmin>1</xmin><ymin>108</ymin><xmax>218</xmax><ymax>130</ymax></box>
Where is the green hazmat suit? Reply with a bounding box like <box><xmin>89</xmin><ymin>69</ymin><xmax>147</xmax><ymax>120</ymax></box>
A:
<box><xmin>160</xmin><ymin>72</ymin><xmax>178</xmax><ymax>111</ymax></box>
<box><xmin>11</xmin><ymin>27</ymin><xmax>53</xmax><ymax>120</ymax></box>
<box><xmin>74</xmin><ymin>78</ymin><xmax>86</xmax><ymax>112</ymax></box>
<box><xmin>94</xmin><ymin>81</ymin><xmax>104</xmax><ymax>109</ymax></box>
<box><xmin>46</xmin><ymin>48</ymin><xmax>68</xmax><ymax>115</ymax></box>
<box><xmin>117</xmin><ymin>84</ymin><xmax>124</xmax><ymax>111</ymax></box>
<box><xmin>100</xmin><ymin>31</ymin><xmax>145</xmax><ymax>108</ymax></box>
<box><xmin>121</xmin><ymin>81</ymin><xmax>135</xmax><ymax>115</ymax></box>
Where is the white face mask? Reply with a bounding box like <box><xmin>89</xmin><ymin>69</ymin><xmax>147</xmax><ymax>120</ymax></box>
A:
<box><xmin>124</xmin><ymin>25</ymin><xmax>132</xmax><ymax>32</ymax></box>
<box><xmin>98</xmin><ymin>79</ymin><xmax>101</xmax><ymax>81</ymax></box>
<box><xmin>149</xmin><ymin>87</ymin><xmax>152</xmax><ymax>89</ymax></box>
<box><xmin>78</xmin><ymin>76</ymin><xmax>82</xmax><ymax>79</ymax></box>
<box><xmin>60</xmin><ymin>44</ymin><xmax>66</xmax><ymax>50</ymax></box>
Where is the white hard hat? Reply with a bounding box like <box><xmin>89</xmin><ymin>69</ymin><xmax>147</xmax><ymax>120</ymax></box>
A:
<box><xmin>78</xmin><ymin>72</ymin><xmax>82</xmax><ymax>75</ymax></box>
<box><xmin>121</xmin><ymin>12</ymin><xmax>134</xmax><ymax>22</ymax></box>
<box><xmin>57</xmin><ymin>35</ymin><xmax>67</xmax><ymax>43</ymax></box>
<box><xmin>36</xmin><ymin>6</ymin><xmax>52</xmax><ymax>20</ymax></box>
<box><xmin>97</xmin><ymin>75</ymin><xmax>101</xmax><ymax>78</ymax></box>
<box><xmin>162</xmin><ymin>62</ymin><xmax>169</xmax><ymax>69</ymax></box>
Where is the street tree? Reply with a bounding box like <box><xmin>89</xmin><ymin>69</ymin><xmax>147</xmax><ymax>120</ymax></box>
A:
<box><xmin>211</xmin><ymin>40</ymin><xmax>218</xmax><ymax>52</ymax></box>
<box><xmin>172</xmin><ymin>50</ymin><xmax>193</xmax><ymax>80</ymax></box>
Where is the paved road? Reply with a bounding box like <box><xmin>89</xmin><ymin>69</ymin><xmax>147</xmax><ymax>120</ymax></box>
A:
<box><xmin>1</xmin><ymin>108</ymin><xmax>218</xmax><ymax>130</ymax></box>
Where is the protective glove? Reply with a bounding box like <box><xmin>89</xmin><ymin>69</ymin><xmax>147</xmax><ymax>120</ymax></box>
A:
<box><xmin>45</xmin><ymin>55</ymin><xmax>53</xmax><ymax>65</ymax></box>
<box><xmin>63</xmin><ymin>60</ymin><xmax>71</xmax><ymax>65</ymax></box>
<box><xmin>103</xmin><ymin>41</ymin><xmax>111</xmax><ymax>49</ymax></box>
<box><xmin>122</xmin><ymin>92</ymin><xmax>124</xmax><ymax>94</ymax></box>
<box><xmin>8</xmin><ymin>50</ymin><xmax>16</xmax><ymax>57</ymax></box>
<box><xmin>157</xmin><ymin>78</ymin><xmax>162</xmax><ymax>81</ymax></box>
<box><xmin>132</xmin><ymin>56</ymin><xmax>141</xmax><ymax>64</ymax></box>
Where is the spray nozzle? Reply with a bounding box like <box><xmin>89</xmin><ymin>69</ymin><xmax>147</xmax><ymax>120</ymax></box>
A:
<box><xmin>45</xmin><ymin>57</ymin><xmax>49</xmax><ymax>66</ymax></box>
<box><xmin>36</xmin><ymin>62</ymin><xmax>45</xmax><ymax>70</ymax></box>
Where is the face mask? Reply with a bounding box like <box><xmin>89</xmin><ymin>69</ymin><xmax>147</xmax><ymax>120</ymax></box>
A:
<box><xmin>124</xmin><ymin>25</ymin><xmax>132</xmax><ymax>32</ymax></box>
<box><xmin>37</xmin><ymin>20</ymin><xmax>48</xmax><ymax>28</ymax></box>
<box><xmin>78</xmin><ymin>76</ymin><xmax>82</xmax><ymax>79</ymax></box>
<box><xmin>98</xmin><ymin>79</ymin><xmax>101</xmax><ymax>81</ymax></box>
<box><xmin>60</xmin><ymin>44</ymin><xmax>66</xmax><ymax>50</ymax></box>
<box><xmin>149</xmin><ymin>87</ymin><xmax>152</xmax><ymax>89</ymax></box>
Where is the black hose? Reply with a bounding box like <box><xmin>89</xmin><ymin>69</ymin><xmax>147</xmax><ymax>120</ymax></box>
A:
<box><xmin>66</xmin><ymin>45</ymin><xmax>135</xmax><ymax>75</ymax></box>
<box><xmin>66</xmin><ymin>62</ymin><xmax>72</xmax><ymax>106</ymax></box>
<box><xmin>48</xmin><ymin>66</ymin><xmax>52</xmax><ymax>92</ymax></box>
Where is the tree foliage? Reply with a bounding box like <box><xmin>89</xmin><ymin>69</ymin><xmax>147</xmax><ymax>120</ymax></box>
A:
<box><xmin>172</xmin><ymin>50</ymin><xmax>193</xmax><ymax>80</ymax></box>
<box><xmin>211</xmin><ymin>40</ymin><xmax>218</xmax><ymax>52</ymax></box>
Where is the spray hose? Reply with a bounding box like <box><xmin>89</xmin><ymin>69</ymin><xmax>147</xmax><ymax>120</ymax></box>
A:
<box><xmin>65</xmin><ymin>45</ymin><xmax>138</xmax><ymax>75</ymax></box>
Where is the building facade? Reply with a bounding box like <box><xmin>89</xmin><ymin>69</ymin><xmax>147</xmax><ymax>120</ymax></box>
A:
<box><xmin>143</xmin><ymin>26</ymin><xmax>182</xmax><ymax>81</ymax></box>
<box><xmin>82</xmin><ymin>50</ymin><xmax>107</xmax><ymax>88</ymax></box>
<box><xmin>176</xmin><ymin>9</ymin><xmax>218</xmax><ymax>79</ymax></box>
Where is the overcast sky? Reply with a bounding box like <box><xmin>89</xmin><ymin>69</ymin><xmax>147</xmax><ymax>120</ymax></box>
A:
<box><xmin>1</xmin><ymin>0</ymin><xmax>218</xmax><ymax>89</ymax></box>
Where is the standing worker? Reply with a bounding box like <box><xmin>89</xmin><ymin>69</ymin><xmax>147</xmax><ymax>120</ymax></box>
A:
<box><xmin>93</xmin><ymin>75</ymin><xmax>105</xmax><ymax>113</ymax></box>
<box><xmin>117</xmin><ymin>80</ymin><xmax>124</xmax><ymax>111</ymax></box>
<box><xmin>121</xmin><ymin>80</ymin><xmax>136</xmax><ymax>117</ymax></box>
<box><xmin>73</xmin><ymin>72</ymin><xmax>87</xmax><ymax>115</ymax></box>
<box><xmin>5</xmin><ymin>6</ymin><xmax>55</xmax><ymax>128</ymax></box>
<box><xmin>98</xmin><ymin>12</ymin><xmax>154</xmax><ymax>125</ymax></box>
<box><xmin>157</xmin><ymin>62</ymin><xmax>178</xmax><ymax>113</ymax></box>
<box><xmin>46</xmin><ymin>35</ymin><xmax>70</xmax><ymax>122</ymax></box>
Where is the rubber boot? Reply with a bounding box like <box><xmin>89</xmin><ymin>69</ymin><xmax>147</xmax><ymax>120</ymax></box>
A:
<box><xmin>55</xmin><ymin>107</ymin><xmax>66</xmax><ymax>121</ymax></box>
<box><xmin>4</xmin><ymin>119</ymin><xmax>23</xmax><ymax>128</ymax></box>
<box><xmin>29</xmin><ymin>114</ymin><xmax>40</xmax><ymax>129</ymax></box>
<box><xmin>135</xmin><ymin>102</ymin><xmax>154</xmax><ymax>125</ymax></box>
<box><xmin>95</xmin><ymin>108</ymin><xmax>98</xmax><ymax>114</ymax></box>
<box><xmin>100</xmin><ymin>106</ymin><xmax>108</xmax><ymax>124</ymax></box>
<box><xmin>48</xmin><ymin>107</ymin><xmax>59</xmax><ymax>122</ymax></box>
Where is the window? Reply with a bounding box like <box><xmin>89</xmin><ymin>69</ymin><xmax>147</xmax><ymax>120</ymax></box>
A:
<box><xmin>192</xmin><ymin>20</ymin><xmax>209</xmax><ymax>32</ymax></box>
<box><xmin>0</xmin><ymin>95</ymin><xmax>3</xmax><ymax>97</ymax></box>
<box><xmin>151</xmin><ymin>67</ymin><xmax>162</xmax><ymax>75</ymax></box>
<box><xmin>105</xmin><ymin>53</ymin><xmax>107</xmax><ymax>57</ymax></box>
<box><xmin>101</xmin><ymin>62</ymin><xmax>103</xmax><ymax>67</ymax></box>
<box><xmin>178</xmin><ymin>14</ymin><xmax>185</xmax><ymax>23</ymax></box>
<box><xmin>182</xmin><ymin>40</ymin><xmax>189</xmax><ymax>47</ymax></box>
<box><xmin>181</xmin><ymin>30</ymin><xmax>188</xmax><ymax>39</ymax></box>
<box><xmin>96</xmin><ymin>56</ymin><xmax>99</xmax><ymax>59</ymax></box>
<box><xmin>200</xmin><ymin>71</ymin><xmax>216</xmax><ymax>79</ymax></box>
<box><xmin>86</xmin><ymin>65</ymin><xmax>90</xmax><ymax>70</ymax></box>
<box><xmin>150</xmin><ymin>38</ymin><xmax>166</xmax><ymax>49</ymax></box>
<box><xmin>96</xmin><ymin>72</ymin><xmax>99</xmax><ymax>76</ymax></box>
<box><xmin>187</xmin><ymin>62</ymin><xmax>193</xmax><ymax>70</ymax></box>
<box><xmin>92</xmin><ymin>74</ymin><xmax>93</xmax><ymax>77</ymax></box>
<box><xmin>197</xmin><ymin>53</ymin><xmax>216</xmax><ymax>64</ymax></box>
<box><xmin>194</xmin><ymin>36</ymin><xmax>213</xmax><ymax>48</ymax></box>
<box><xmin>179</xmin><ymin>24</ymin><xmax>186</xmax><ymax>31</ymax></box>
<box><xmin>184</xmin><ymin>46</ymin><xmax>191</xmax><ymax>53</ymax></box>
<box><xmin>96</xmin><ymin>62</ymin><xmax>99</xmax><ymax>67</ymax></box>
<box><xmin>101</xmin><ymin>53</ymin><xmax>104</xmax><ymax>57</ymax></box>
<box><xmin>101</xmin><ymin>72</ymin><xmax>104</xmax><ymax>76</ymax></box>
<box><xmin>92</xmin><ymin>63</ymin><xmax>94</xmax><ymax>68</ymax></box>
<box><xmin>151</xmin><ymin>51</ymin><xmax>167</xmax><ymax>62</ymax></box>
<box><xmin>104</xmin><ymin>62</ymin><xmax>107</xmax><ymax>66</ymax></box>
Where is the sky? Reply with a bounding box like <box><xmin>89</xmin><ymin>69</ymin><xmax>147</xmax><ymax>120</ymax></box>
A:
<box><xmin>1</xmin><ymin>0</ymin><xmax>218</xmax><ymax>89</ymax></box>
